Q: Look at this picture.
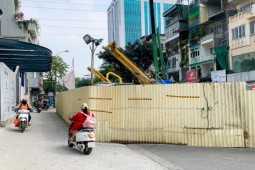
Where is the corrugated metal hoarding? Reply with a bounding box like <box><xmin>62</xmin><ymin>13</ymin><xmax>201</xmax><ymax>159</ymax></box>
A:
<box><xmin>57</xmin><ymin>82</ymin><xmax>255</xmax><ymax>148</ymax></box>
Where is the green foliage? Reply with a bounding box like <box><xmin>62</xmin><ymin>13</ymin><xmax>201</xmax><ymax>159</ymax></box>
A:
<box><xmin>98</xmin><ymin>41</ymin><xmax>154</xmax><ymax>83</ymax></box>
<box><xmin>14</xmin><ymin>0</ymin><xmax>20</xmax><ymax>12</ymax></box>
<box><xmin>41</xmin><ymin>56</ymin><xmax>68</xmax><ymax>94</ymax></box>
<box><xmin>75</xmin><ymin>77</ymin><xmax>91</xmax><ymax>88</ymax></box>
<box><xmin>189</xmin><ymin>27</ymin><xmax>206</xmax><ymax>43</ymax></box>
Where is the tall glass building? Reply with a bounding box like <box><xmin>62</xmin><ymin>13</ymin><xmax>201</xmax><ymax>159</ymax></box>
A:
<box><xmin>108</xmin><ymin>0</ymin><xmax>176</xmax><ymax>48</ymax></box>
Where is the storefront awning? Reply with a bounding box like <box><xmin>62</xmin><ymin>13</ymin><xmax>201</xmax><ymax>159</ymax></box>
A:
<box><xmin>0</xmin><ymin>38</ymin><xmax>52</xmax><ymax>72</ymax></box>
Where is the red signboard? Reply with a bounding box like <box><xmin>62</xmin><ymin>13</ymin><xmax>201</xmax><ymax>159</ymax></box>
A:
<box><xmin>186</xmin><ymin>70</ymin><xmax>198</xmax><ymax>83</ymax></box>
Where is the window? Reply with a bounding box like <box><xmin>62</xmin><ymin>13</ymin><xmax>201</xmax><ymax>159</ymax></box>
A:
<box><xmin>232</xmin><ymin>25</ymin><xmax>246</xmax><ymax>40</ymax></box>
<box><xmin>240</xmin><ymin>2</ymin><xmax>253</xmax><ymax>12</ymax></box>
<box><xmin>167</xmin><ymin>60</ymin><xmax>172</xmax><ymax>68</ymax></box>
<box><xmin>190</xmin><ymin>48</ymin><xmax>200</xmax><ymax>58</ymax></box>
<box><xmin>250</xmin><ymin>22</ymin><xmax>255</xmax><ymax>35</ymax></box>
<box><xmin>172</xmin><ymin>57</ymin><xmax>176</xmax><ymax>68</ymax></box>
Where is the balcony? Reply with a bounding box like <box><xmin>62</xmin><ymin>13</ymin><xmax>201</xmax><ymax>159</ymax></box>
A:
<box><xmin>201</xmin><ymin>54</ymin><xmax>214</xmax><ymax>63</ymax></box>
<box><xmin>190</xmin><ymin>57</ymin><xmax>200</xmax><ymax>65</ymax></box>
<box><xmin>28</xmin><ymin>22</ymin><xmax>38</xmax><ymax>38</ymax></box>
<box><xmin>229</xmin><ymin>6</ymin><xmax>255</xmax><ymax>23</ymax></box>
<box><xmin>200</xmin><ymin>33</ymin><xmax>214</xmax><ymax>45</ymax></box>
<box><xmin>230</xmin><ymin>37</ymin><xmax>250</xmax><ymax>50</ymax></box>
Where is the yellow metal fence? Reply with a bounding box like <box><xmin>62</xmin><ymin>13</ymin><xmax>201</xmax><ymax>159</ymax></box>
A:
<box><xmin>56</xmin><ymin>82</ymin><xmax>255</xmax><ymax>148</ymax></box>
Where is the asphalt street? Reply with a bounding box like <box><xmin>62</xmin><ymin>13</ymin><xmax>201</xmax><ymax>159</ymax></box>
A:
<box><xmin>0</xmin><ymin>110</ymin><xmax>255</xmax><ymax>170</ymax></box>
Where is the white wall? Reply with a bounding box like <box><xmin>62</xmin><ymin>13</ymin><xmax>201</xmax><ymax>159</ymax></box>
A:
<box><xmin>0</xmin><ymin>63</ymin><xmax>17</xmax><ymax>122</ymax></box>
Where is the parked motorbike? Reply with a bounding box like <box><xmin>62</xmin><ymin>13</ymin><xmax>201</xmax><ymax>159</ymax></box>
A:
<box><xmin>15</xmin><ymin>110</ymin><xmax>30</xmax><ymax>133</ymax></box>
<box><xmin>36</xmin><ymin>107</ymin><xmax>42</xmax><ymax>113</ymax></box>
<box><xmin>68</xmin><ymin>125</ymin><xmax>95</xmax><ymax>155</ymax></box>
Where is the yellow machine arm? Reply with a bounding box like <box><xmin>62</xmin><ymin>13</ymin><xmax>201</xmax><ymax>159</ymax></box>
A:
<box><xmin>105</xmin><ymin>42</ymin><xmax>157</xmax><ymax>84</ymax></box>
<box><xmin>87</xmin><ymin>67</ymin><xmax>111</xmax><ymax>83</ymax></box>
<box><xmin>106</xmin><ymin>72</ymin><xmax>123</xmax><ymax>83</ymax></box>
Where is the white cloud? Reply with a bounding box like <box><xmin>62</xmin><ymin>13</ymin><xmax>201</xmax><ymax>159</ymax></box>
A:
<box><xmin>20</xmin><ymin>0</ymin><xmax>112</xmax><ymax>77</ymax></box>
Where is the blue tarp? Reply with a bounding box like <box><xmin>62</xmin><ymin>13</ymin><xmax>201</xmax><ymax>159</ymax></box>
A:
<box><xmin>156</xmin><ymin>80</ymin><xmax>173</xmax><ymax>84</ymax></box>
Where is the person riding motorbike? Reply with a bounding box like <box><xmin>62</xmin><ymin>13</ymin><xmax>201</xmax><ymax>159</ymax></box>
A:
<box><xmin>69</xmin><ymin>103</ymin><xmax>95</xmax><ymax>139</ymax></box>
<box><xmin>15</xmin><ymin>98</ymin><xmax>33</xmax><ymax>125</ymax></box>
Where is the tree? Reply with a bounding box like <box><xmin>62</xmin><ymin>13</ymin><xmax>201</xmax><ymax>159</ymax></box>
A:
<box><xmin>41</xmin><ymin>56</ymin><xmax>68</xmax><ymax>104</ymax></box>
<box><xmin>75</xmin><ymin>77</ymin><xmax>91</xmax><ymax>88</ymax></box>
<box><xmin>98</xmin><ymin>40</ymin><xmax>154</xmax><ymax>83</ymax></box>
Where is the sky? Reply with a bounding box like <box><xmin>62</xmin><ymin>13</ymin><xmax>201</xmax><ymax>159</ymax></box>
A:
<box><xmin>20</xmin><ymin>0</ymin><xmax>113</xmax><ymax>77</ymax></box>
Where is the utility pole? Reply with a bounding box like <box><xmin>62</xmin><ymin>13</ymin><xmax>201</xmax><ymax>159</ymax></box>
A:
<box><xmin>149</xmin><ymin>0</ymin><xmax>159</xmax><ymax>80</ymax></box>
<box><xmin>91</xmin><ymin>41</ymin><xmax>95</xmax><ymax>85</ymax></box>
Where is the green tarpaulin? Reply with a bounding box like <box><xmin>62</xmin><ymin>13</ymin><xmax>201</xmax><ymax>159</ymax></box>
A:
<box><xmin>189</xmin><ymin>9</ymin><xmax>199</xmax><ymax>19</ymax></box>
<box><xmin>214</xmin><ymin>45</ymin><xmax>228</xmax><ymax>70</ymax></box>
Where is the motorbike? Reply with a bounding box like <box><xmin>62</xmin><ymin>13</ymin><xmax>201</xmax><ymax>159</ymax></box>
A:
<box><xmin>68</xmin><ymin>125</ymin><xmax>95</xmax><ymax>155</ymax></box>
<box><xmin>36</xmin><ymin>106</ymin><xmax>42</xmax><ymax>113</ymax></box>
<box><xmin>16</xmin><ymin>110</ymin><xmax>30</xmax><ymax>133</ymax></box>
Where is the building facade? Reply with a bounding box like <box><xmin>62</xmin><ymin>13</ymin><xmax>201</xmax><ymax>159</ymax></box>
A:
<box><xmin>164</xmin><ymin>4</ymin><xmax>189</xmax><ymax>82</ymax></box>
<box><xmin>0</xmin><ymin>0</ymin><xmax>42</xmax><ymax>104</ymax></box>
<box><xmin>108</xmin><ymin>0</ymin><xmax>176</xmax><ymax>48</ymax></box>
<box><xmin>229</xmin><ymin>0</ymin><xmax>255</xmax><ymax>74</ymax></box>
<box><xmin>187</xmin><ymin>0</ymin><xmax>236</xmax><ymax>82</ymax></box>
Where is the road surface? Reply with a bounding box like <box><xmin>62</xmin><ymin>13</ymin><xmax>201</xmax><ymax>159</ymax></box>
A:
<box><xmin>1</xmin><ymin>110</ymin><xmax>255</xmax><ymax>170</ymax></box>
<box><xmin>0</xmin><ymin>110</ymin><xmax>168</xmax><ymax>170</ymax></box>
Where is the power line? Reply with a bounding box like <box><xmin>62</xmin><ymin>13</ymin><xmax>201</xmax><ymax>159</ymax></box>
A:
<box><xmin>41</xmin><ymin>25</ymin><xmax>107</xmax><ymax>29</ymax></box>
<box><xmin>22</xmin><ymin>6</ymin><xmax>105</xmax><ymax>12</ymax></box>
<box><xmin>22</xmin><ymin>0</ymin><xmax>109</xmax><ymax>6</ymax></box>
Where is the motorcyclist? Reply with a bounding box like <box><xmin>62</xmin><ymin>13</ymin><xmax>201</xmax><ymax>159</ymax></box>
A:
<box><xmin>69</xmin><ymin>103</ymin><xmax>95</xmax><ymax>139</ymax></box>
<box><xmin>15</xmin><ymin>98</ymin><xmax>33</xmax><ymax>125</ymax></box>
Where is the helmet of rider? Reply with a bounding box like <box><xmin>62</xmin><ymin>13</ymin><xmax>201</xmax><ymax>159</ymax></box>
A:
<box><xmin>21</xmin><ymin>98</ymin><xmax>27</xmax><ymax>105</ymax></box>
<box><xmin>81</xmin><ymin>103</ymin><xmax>89</xmax><ymax>113</ymax></box>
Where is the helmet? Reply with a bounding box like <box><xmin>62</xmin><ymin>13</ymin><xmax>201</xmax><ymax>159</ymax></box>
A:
<box><xmin>81</xmin><ymin>103</ymin><xmax>89</xmax><ymax>110</ymax></box>
<box><xmin>21</xmin><ymin>98</ymin><xmax>27</xmax><ymax>104</ymax></box>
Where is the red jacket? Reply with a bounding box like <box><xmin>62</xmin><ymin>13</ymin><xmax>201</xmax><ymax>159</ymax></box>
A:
<box><xmin>69</xmin><ymin>111</ymin><xmax>95</xmax><ymax>132</ymax></box>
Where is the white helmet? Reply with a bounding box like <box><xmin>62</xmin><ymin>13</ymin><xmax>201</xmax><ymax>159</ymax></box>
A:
<box><xmin>81</xmin><ymin>103</ymin><xmax>89</xmax><ymax>110</ymax></box>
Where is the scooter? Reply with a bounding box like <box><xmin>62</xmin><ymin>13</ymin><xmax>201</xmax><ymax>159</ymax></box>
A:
<box><xmin>36</xmin><ymin>107</ymin><xmax>42</xmax><ymax>113</ymax></box>
<box><xmin>68</xmin><ymin>124</ymin><xmax>96</xmax><ymax>155</ymax></box>
<box><xmin>16</xmin><ymin>110</ymin><xmax>30</xmax><ymax>133</ymax></box>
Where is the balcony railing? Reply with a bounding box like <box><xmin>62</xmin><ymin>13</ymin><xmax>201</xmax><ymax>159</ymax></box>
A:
<box><xmin>200</xmin><ymin>33</ymin><xmax>228</xmax><ymax>46</ymax></box>
<box><xmin>230</xmin><ymin>6</ymin><xmax>255</xmax><ymax>23</ymax></box>
<box><xmin>201</xmin><ymin>54</ymin><xmax>214</xmax><ymax>62</ymax></box>
<box><xmin>190</xmin><ymin>57</ymin><xmax>200</xmax><ymax>65</ymax></box>
<box><xmin>28</xmin><ymin>22</ymin><xmax>38</xmax><ymax>38</ymax></box>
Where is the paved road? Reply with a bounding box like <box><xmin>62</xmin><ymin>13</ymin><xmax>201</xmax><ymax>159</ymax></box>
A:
<box><xmin>0</xmin><ymin>110</ymin><xmax>167</xmax><ymax>170</ymax></box>
<box><xmin>132</xmin><ymin>144</ymin><xmax>255</xmax><ymax>170</ymax></box>
<box><xmin>1</xmin><ymin>110</ymin><xmax>255</xmax><ymax>170</ymax></box>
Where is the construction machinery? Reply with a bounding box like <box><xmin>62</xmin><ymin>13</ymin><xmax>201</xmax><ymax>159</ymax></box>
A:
<box><xmin>87</xmin><ymin>67</ymin><xmax>123</xmax><ymax>84</ymax></box>
<box><xmin>87</xmin><ymin>67</ymin><xmax>110</xmax><ymax>83</ymax></box>
<box><xmin>104</xmin><ymin>42</ymin><xmax>157</xmax><ymax>85</ymax></box>
<box><xmin>106</xmin><ymin>72</ymin><xmax>123</xmax><ymax>83</ymax></box>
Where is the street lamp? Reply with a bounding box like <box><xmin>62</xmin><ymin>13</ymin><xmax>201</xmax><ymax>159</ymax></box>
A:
<box><xmin>83</xmin><ymin>34</ymin><xmax>103</xmax><ymax>85</ymax></box>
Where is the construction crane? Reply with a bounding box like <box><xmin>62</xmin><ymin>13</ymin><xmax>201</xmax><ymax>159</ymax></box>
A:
<box><xmin>87</xmin><ymin>67</ymin><xmax>123</xmax><ymax>84</ymax></box>
<box><xmin>106</xmin><ymin>72</ymin><xmax>123</xmax><ymax>83</ymax></box>
<box><xmin>87</xmin><ymin>67</ymin><xmax>110</xmax><ymax>83</ymax></box>
<box><xmin>149</xmin><ymin>0</ymin><xmax>166</xmax><ymax>80</ymax></box>
<box><xmin>105</xmin><ymin>42</ymin><xmax>157</xmax><ymax>84</ymax></box>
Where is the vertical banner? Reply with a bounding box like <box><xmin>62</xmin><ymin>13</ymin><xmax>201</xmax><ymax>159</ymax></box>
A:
<box><xmin>186</xmin><ymin>70</ymin><xmax>198</xmax><ymax>83</ymax></box>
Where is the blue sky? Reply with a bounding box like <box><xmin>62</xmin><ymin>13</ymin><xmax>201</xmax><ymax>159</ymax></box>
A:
<box><xmin>20</xmin><ymin>0</ymin><xmax>112</xmax><ymax>77</ymax></box>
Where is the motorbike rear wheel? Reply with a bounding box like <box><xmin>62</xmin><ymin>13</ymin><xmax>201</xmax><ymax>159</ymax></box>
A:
<box><xmin>83</xmin><ymin>147</ymin><xmax>92</xmax><ymax>155</ymax></box>
<box><xmin>68</xmin><ymin>139</ymin><xmax>74</xmax><ymax>147</ymax></box>
<box><xmin>21</xmin><ymin>121</ymin><xmax>26</xmax><ymax>133</ymax></box>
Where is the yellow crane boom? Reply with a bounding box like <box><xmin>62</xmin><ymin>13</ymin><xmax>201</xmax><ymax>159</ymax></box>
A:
<box><xmin>105</xmin><ymin>42</ymin><xmax>157</xmax><ymax>84</ymax></box>
<box><xmin>106</xmin><ymin>72</ymin><xmax>123</xmax><ymax>83</ymax></box>
<box><xmin>87</xmin><ymin>67</ymin><xmax>110</xmax><ymax>83</ymax></box>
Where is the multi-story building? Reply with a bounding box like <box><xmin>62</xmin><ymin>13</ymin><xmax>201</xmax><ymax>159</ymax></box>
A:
<box><xmin>108</xmin><ymin>0</ymin><xmax>176</xmax><ymax>48</ymax></box>
<box><xmin>0</xmin><ymin>0</ymin><xmax>42</xmax><ymax>103</ymax></box>
<box><xmin>228</xmin><ymin>0</ymin><xmax>255</xmax><ymax>75</ymax></box>
<box><xmin>187</xmin><ymin>0</ymin><xmax>236</xmax><ymax>82</ymax></box>
<box><xmin>164</xmin><ymin>4</ymin><xmax>189</xmax><ymax>82</ymax></box>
